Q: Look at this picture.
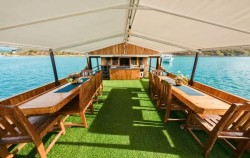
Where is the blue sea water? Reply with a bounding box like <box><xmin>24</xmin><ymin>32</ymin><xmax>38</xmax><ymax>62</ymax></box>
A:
<box><xmin>162</xmin><ymin>56</ymin><xmax>250</xmax><ymax>100</ymax></box>
<box><xmin>0</xmin><ymin>56</ymin><xmax>87</xmax><ymax>100</ymax></box>
<box><xmin>0</xmin><ymin>56</ymin><xmax>249</xmax><ymax>100</ymax></box>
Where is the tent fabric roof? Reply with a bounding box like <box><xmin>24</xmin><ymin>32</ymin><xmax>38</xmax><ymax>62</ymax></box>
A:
<box><xmin>0</xmin><ymin>0</ymin><xmax>250</xmax><ymax>53</ymax></box>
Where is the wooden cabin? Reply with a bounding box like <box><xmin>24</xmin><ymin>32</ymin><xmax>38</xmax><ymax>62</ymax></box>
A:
<box><xmin>88</xmin><ymin>43</ymin><xmax>161</xmax><ymax>80</ymax></box>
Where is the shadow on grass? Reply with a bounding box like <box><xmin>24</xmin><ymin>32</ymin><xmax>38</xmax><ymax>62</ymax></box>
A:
<box><xmin>16</xmin><ymin>79</ymin><xmax>250</xmax><ymax>158</ymax></box>
<box><xmin>62</xmin><ymin>79</ymin><xmax>203</xmax><ymax>157</ymax></box>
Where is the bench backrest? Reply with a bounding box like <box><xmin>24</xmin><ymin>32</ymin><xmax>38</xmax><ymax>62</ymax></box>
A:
<box><xmin>95</xmin><ymin>71</ymin><xmax>103</xmax><ymax>90</ymax></box>
<box><xmin>0</xmin><ymin>105</ymin><xmax>35</xmax><ymax>143</ymax></box>
<box><xmin>153</xmin><ymin>75</ymin><xmax>161</xmax><ymax>96</ymax></box>
<box><xmin>161</xmin><ymin>80</ymin><xmax>172</xmax><ymax>108</ymax></box>
<box><xmin>216</xmin><ymin>102</ymin><xmax>250</xmax><ymax>133</ymax></box>
<box><xmin>79</xmin><ymin>81</ymin><xmax>92</xmax><ymax>111</ymax></box>
<box><xmin>89</xmin><ymin>76</ymin><xmax>96</xmax><ymax>98</ymax></box>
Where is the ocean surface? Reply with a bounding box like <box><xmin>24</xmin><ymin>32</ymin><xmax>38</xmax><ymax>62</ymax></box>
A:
<box><xmin>0</xmin><ymin>56</ymin><xmax>249</xmax><ymax>100</ymax></box>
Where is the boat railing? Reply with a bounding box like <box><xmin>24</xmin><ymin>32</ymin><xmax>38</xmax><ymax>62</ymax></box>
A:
<box><xmin>158</xmin><ymin>69</ymin><xmax>249</xmax><ymax>104</ymax></box>
<box><xmin>0</xmin><ymin>78</ymin><xmax>67</xmax><ymax>105</ymax></box>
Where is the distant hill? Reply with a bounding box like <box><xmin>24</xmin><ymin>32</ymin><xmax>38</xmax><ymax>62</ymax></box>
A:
<box><xmin>2</xmin><ymin>49</ymin><xmax>84</xmax><ymax>56</ymax></box>
<box><xmin>173</xmin><ymin>49</ymin><xmax>250</xmax><ymax>56</ymax></box>
<box><xmin>2</xmin><ymin>48</ymin><xmax>250</xmax><ymax>56</ymax></box>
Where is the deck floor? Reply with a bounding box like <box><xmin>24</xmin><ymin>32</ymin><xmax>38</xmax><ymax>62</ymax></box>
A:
<box><xmin>17</xmin><ymin>79</ymin><xmax>250</xmax><ymax>158</ymax></box>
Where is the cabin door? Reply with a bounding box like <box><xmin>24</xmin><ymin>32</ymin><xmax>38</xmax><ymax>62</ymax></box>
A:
<box><xmin>89</xmin><ymin>56</ymin><xmax>101</xmax><ymax>74</ymax></box>
<box><xmin>148</xmin><ymin>57</ymin><xmax>161</xmax><ymax>72</ymax></box>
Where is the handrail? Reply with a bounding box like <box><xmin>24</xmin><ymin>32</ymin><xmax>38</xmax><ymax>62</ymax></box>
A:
<box><xmin>162</xmin><ymin>70</ymin><xmax>249</xmax><ymax>104</ymax></box>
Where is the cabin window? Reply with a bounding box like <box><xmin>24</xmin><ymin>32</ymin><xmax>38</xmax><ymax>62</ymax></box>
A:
<box><xmin>131</xmin><ymin>57</ymin><xmax>137</xmax><ymax>65</ymax></box>
<box><xmin>112</xmin><ymin>57</ymin><xmax>118</xmax><ymax>65</ymax></box>
<box><xmin>139</xmin><ymin>57</ymin><xmax>143</xmax><ymax>65</ymax></box>
<box><xmin>105</xmin><ymin>57</ymin><xmax>111</xmax><ymax>65</ymax></box>
<box><xmin>120</xmin><ymin>58</ymin><xmax>130</xmax><ymax>66</ymax></box>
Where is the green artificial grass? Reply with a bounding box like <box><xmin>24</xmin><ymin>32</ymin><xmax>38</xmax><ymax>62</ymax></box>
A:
<box><xmin>16</xmin><ymin>79</ymin><xmax>250</xmax><ymax>158</ymax></box>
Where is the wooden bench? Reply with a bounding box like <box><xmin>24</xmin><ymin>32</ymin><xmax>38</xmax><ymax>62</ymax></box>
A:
<box><xmin>186</xmin><ymin>102</ymin><xmax>250</xmax><ymax>158</ymax></box>
<box><xmin>161</xmin><ymin>80</ymin><xmax>190</xmax><ymax>123</ymax></box>
<box><xmin>57</xmin><ymin>80</ymin><xmax>93</xmax><ymax>128</ymax></box>
<box><xmin>0</xmin><ymin>105</ymin><xmax>65</xmax><ymax>158</ymax></box>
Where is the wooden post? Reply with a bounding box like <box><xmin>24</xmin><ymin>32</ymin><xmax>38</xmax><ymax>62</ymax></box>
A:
<box><xmin>49</xmin><ymin>49</ymin><xmax>60</xmax><ymax>86</ymax></box>
<box><xmin>189</xmin><ymin>51</ymin><xmax>200</xmax><ymax>85</ymax></box>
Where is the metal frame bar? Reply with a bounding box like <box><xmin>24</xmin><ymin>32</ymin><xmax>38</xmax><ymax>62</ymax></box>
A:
<box><xmin>131</xmin><ymin>32</ymin><xmax>199</xmax><ymax>52</ymax></box>
<box><xmin>54</xmin><ymin>33</ymin><xmax>124</xmax><ymax>51</ymax></box>
<box><xmin>123</xmin><ymin>0</ymin><xmax>134</xmax><ymax>43</ymax></box>
<box><xmin>121</xmin><ymin>5</ymin><xmax>250</xmax><ymax>35</ymax></box>
<box><xmin>49</xmin><ymin>49</ymin><xmax>60</xmax><ymax>86</ymax></box>
<box><xmin>123</xmin><ymin>0</ymin><xmax>140</xmax><ymax>43</ymax></box>
<box><xmin>0</xmin><ymin>4</ymin><xmax>128</xmax><ymax>32</ymax></box>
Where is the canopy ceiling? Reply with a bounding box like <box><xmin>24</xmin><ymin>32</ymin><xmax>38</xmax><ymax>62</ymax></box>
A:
<box><xmin>0</xmin><ymin>0</ymin><xmax>250</xmax><ymax>53</ymax></box>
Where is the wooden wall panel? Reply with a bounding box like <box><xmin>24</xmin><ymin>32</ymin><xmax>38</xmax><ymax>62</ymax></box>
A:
<box><xmin>110</xmin><ymin>69</ymin><xmax>140</xmax><ymax>80</ymax></box>
<box><xmin>165</xmin><ymin>71</ymin><xmax>249</xmax><ymax>104</ymax></box>
<box><xmin>192</xmin><ymin>82</ymin><xmax>249</xmax><ymax>104</ymax></box>
<box><xmin>89</xmin><ymin>43</ymin><xmax>160</xmax><ymax>55</ymax></box>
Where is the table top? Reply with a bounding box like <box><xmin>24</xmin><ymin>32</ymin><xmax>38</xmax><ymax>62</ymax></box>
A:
<box><xmin>158</xmin><ymin>76</ymin><xmax>230</xmax><ymax>115</ymax></box>
<box><xmin>18</xmin><ymin>82</ymin><xmax>82</xmax><ymax>115</ymax></box>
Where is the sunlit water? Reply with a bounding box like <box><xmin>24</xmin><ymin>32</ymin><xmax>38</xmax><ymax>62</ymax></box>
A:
<box><xmin>162</xmin><ymin>56</ymin><xmax>250</xmax><ymax>100</ymax></box>
<box><xmin>0</xmin><ymin>56</ymin><xmax>249</xmax><ymax>100</ymax></box>
<box><xmin>0</xmin><ymin>56</ymin><xmax>86</xmax><ymax>99</ymax></box>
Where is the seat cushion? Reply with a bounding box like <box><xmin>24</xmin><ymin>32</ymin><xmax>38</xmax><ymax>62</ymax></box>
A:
<box><xmin>28</xmin><ymin>115</ymin><xmax>60</xmax><ymax>137</ymax></box>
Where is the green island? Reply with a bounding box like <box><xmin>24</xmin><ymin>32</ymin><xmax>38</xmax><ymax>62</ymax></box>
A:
<box><xmin>0</xmin><ymin>49</ymin><xmax>84</xmax><ymax>56</ymax></box>
<box><xmin>173</xmin><ymin>49</ymin><xmax>250</xmax><ymax>56</ymax></box>
<box><xmin>1</xmin><ymin>49</ymin><xmax>250</xmax><ymax>56</ymax></box>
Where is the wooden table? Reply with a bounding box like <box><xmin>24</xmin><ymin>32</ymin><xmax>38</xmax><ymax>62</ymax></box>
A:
<box><xmin>158</xmin><ymin>76</ymin><xmax>230</xmax><ymax>115</ymax></box>
<box><xmin>18</xmin><ymin>82</ymin><xmax>82</xmax><ymax>115</ymax></box>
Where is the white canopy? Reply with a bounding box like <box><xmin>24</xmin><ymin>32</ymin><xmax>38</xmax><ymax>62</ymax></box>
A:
<box><xmin>0</xmin><ymin>0</ymin><xmax>250</xmax><ymax>53</ymax></box>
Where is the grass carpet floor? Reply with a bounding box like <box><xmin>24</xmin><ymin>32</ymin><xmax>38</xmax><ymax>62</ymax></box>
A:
<box><xmin>16</xmin><ymin>79</ymin><xmax>250</xmax><ymax>158</ymax></box>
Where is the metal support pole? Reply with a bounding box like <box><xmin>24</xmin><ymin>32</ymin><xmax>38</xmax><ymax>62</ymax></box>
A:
<box><xmin>189</xmin><ymin>51</ymin><xmax>200</xmax><ymax>85</ymax></box>
<box><xmin>49</xmin><ymin>49</ymin><xmax>60</xmax><ymax>86</ymax></box>
<box><xmin>159</xmin><ymin>57</ymin><xmax>162</xmax><ymax>68</ymax></box>
<box><xmin>96</xmin><ymin>57</ymin><xmax>100</xmax><ymax>71</ymax></box>
<box><xmin>89</xmin><ymin>57</ymin><xmax>92</xmax><ymax>70</ymax></box>
<box><xmin>149</xmin><ymin>57</ymin><xmax>151</xmax><ymax>72</ymax></box>
<box><xmin>156</xmin><ymin>57</ymin><xmax>159</xmax><ymax>69</ymax></box>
